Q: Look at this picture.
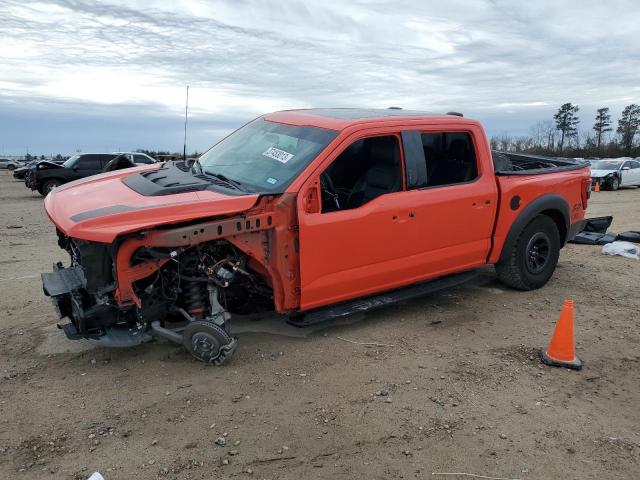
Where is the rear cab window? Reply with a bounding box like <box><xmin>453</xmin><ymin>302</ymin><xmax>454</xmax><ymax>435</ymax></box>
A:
<box><xmin>419</xmin><ymin>132</ymin><xmax>478</xmax><ymax>187</ymax></box>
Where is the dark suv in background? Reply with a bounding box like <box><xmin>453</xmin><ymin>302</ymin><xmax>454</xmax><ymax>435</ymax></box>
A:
<box><xmin>26</xmin><ymin>152</ymin><xmax>155</xmax><ymax>195</ymax></box>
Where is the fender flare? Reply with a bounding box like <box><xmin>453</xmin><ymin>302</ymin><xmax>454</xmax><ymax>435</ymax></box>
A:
<box><xmin>498</xmin><ymin>194</ymin><xmax>570</xmax><ymax>264</ymax></box>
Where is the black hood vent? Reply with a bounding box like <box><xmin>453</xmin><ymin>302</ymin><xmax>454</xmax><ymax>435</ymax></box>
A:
<box><xmin>122</xmin><ymin>162</ymin><xmax>244</xmax><ymax>196</ymax></box>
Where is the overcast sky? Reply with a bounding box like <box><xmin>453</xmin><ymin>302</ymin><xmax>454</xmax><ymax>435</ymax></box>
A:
<box><xmin>1</xmin><ymin>0</ymin><xmax>639</xmax><ymax>156</ymax></box>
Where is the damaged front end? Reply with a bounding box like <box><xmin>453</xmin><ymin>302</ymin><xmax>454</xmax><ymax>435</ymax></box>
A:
<box><xmin>42</xmin><ymin>196</ymin><xmax>300</xmax><ymax>364</ymax></box>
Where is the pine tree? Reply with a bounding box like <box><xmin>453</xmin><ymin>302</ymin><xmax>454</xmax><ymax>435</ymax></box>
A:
<box><xmin>553</xmin><ymin>103</ymin><xmax>580</xmax><ymax>154</ymax></box>
<box><xmin>616</xmin><ymin>104</ymin><xmax>640</xmax><ymax>152</ymax></box>
<box><xmin>592</xmin><ymin>107</ymin><xmax>612</xmax><ymax>151</ymax></box>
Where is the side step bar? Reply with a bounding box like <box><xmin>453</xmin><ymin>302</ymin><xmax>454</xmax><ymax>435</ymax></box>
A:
<box><xmin>288</xmin><ymin>270</ymin><xmax>478</xmax><ymax>328</ymax></box>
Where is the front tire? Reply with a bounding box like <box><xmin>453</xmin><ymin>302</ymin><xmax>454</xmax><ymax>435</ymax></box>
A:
<box><xmin>608</xmin><ymin>176</ymin><xmax>620</xmax><ymax>191</ymax></box>
<box><xmin>496</xmin><ymin>215</ymin><xmax>561</xmax><ymax>290</ymax></box>
<box><xmin>41</xmin><ymin>179</ymin><xmax>61</xmax><ymax>196</ymax></box>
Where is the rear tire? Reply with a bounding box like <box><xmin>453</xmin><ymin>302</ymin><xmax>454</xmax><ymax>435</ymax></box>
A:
<box><xmin>496</xmin><ymin>215</ymin><xmax>560</xmax><ymax>290</ymax></box>
<box><xmin>41</xmin><ymin>179</ymin><xmax>61</xmax><ymax>196</ymax></box>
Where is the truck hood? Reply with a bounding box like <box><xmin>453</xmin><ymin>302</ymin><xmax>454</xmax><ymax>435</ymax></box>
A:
<box><xmin>44</xmin><ymin>165</ymin><xmax>260</xmax><ymax>243</ymax></box>
<box><xmin>590</xmin><ymin>169</ymin><xmax>617</xmax><ymax>177</ymax></box>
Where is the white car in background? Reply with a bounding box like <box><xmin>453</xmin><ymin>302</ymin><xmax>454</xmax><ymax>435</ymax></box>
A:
<box><xmin>589</xmin><ymin>158</ymin><xmax>640</xmax><ymax>190</ymax></box>
<box><xmin>0</xmin><ymin>158</ymin><xmax>20</xmax><ymax>170</ymax></box>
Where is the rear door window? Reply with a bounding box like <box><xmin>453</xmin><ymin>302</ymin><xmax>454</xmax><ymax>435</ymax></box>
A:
<box><xmin>96</xmin><ymin>154</ymin><xmax>117</xmax><ymax>168</ymax></box>
<box><xmin>76</xmin><ymin>156</ymin><xmax>102</xmax><ymax>170</ymax></box>
<box><xmin>133</xmin><ymin>154</ymin><xmax>154</xmax><ymax>164</ymax></box>
<box><xmin>419</xmin><ymin>132</ymin><xmax>478</xmax><ymax>187</ymax></box>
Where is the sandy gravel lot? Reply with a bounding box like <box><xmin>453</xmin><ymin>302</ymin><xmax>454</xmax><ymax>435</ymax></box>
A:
<box><xmin>0</xmin><ymin>171</ymin><xmax>638</xmax><ymax>480</ymax></box>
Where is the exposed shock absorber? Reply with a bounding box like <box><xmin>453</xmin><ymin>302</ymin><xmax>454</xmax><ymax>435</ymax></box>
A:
<box><xmin>184</xmin><ymin>280</ymin><xmax>207</xmax><ymax>319</ymax></box>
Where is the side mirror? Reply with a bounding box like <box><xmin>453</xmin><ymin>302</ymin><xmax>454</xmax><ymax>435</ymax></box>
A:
<box><xmin>622</xmin><ymin>167</ymin><xmax>630</xmax><ymax>171</ymax></box>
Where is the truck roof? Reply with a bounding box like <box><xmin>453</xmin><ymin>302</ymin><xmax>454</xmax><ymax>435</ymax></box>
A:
<box><xmin>264</xmin><ymin>108</ymin><xmax>478</xmax><ymax>131</ymax></box>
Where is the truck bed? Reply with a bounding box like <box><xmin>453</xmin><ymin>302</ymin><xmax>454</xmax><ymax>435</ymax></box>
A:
<box><xmin>487</xmin><ymin>152</ymin><xmax>591</xmax><ymax>264</ymax></box>
<box><xmin>492</xmin><ymin>151</ymin><xmax>587</xmax><ymax>175</ymax></box>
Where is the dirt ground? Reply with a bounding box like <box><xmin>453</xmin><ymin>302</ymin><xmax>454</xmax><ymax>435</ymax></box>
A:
<box><xmin>0</xmin><ymin>171</ymin><xmax>638</xmax><ymax>480</ymax></box>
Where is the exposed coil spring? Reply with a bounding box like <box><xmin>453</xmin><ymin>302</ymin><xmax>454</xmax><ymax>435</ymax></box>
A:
<box><xmin>184</xmin><ymin>280</ymin><xmax>206</xmax><ymax>318</ymax></box>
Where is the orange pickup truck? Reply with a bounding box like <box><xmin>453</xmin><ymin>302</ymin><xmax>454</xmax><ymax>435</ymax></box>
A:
<box><xmin>42</xmin><ymin>109</ymin><xmax>591</xmax><ymax>364</ymax></box>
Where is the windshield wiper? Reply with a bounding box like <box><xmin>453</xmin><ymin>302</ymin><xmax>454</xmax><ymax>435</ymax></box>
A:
<box><xmin>201</xmin><ymin>169</ymin><xmax>249</xmax><ymax>192</ymax></box>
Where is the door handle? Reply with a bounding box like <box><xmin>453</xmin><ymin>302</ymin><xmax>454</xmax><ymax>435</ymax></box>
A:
<box><xmin>392</xmin><ymin>211</ymin><xmax>416</xmax><ymax>222</ymax></box>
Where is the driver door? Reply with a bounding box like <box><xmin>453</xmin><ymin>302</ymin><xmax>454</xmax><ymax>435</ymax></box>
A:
<box><xmin>297</xmin><ymin>131</ymin><xmax>415</xmax><ymax>310</ymax></box>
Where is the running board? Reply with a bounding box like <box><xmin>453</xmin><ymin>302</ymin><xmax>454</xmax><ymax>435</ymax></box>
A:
<box><xmin>288</xmin><ymin>270</ymin><xmax>478</xmax><ymax>328</ymax></box>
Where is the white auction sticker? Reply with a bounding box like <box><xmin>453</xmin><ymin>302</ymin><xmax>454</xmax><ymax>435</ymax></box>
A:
<box><xmin>262</xmin><ymin>146</ymin><xmax>294</xmax><ymax>164</ymax></box>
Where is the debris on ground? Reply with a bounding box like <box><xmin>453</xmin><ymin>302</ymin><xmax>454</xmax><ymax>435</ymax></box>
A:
<box><xmin>602</xmin><ymin>241</ymin><xmax>640</xmax><ymax>259</ymax></box>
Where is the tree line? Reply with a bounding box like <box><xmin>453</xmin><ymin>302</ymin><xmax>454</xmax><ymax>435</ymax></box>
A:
<box><xmin>490</xmin><ymin>103</ymin><xmax>640</xmax><ymax>158</ymax></box>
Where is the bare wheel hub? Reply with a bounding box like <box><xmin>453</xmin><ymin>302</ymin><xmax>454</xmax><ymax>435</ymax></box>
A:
<box><xmin>183</xmin><ymin>321</ymin><xmax>237</xmax><ymax>365</ymax></box>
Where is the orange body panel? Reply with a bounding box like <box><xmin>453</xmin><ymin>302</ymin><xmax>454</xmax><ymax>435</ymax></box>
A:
<box><xmin>296</xmin><ymin>122</ymin><xmax>499</xmax><ymax>309</ymax></box>
<box><xmin>44</xmin><ymin>165</ymin><xmax>260</xmax><ymax>243</ymax></box>
<box><xmin>488</xmin><ymin>168</ymin><xmax>590</xmax><ymax>264</ymax></box>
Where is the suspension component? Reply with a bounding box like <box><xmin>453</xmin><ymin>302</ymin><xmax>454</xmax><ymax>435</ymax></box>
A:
<box><xmin>184</xmin><ymin>280</ymin><xmax>206</xmax><ymax>318</ymax></box>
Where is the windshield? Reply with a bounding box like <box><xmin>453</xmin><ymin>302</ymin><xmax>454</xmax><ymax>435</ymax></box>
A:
<box><xmin>62</xmin><ymin>154</ymin><xmax>81</xmax><ymax>168</ymax></box>
<box><xmin>590</xmin><ymin>160</ymin><xmax>623</xmax><ymax>170</ymax></box>
<box><xmin>198</xmin><ymin>118</ymin><xmax>338</xmax><ymax>193</ymax></box>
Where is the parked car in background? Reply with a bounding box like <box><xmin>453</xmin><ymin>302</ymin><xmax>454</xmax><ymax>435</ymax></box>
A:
<box><xmin>13</xmin><ymin>161</ymin><xmax>35</xmax><ymax>179</ymax></box>
<box><xmin>25</xmin><ymin>152</ymin><xmax>156</xmax><ymax>195</ymax></box>
<box><xmin>589</xmin><ymin>158</ymin><xmax>640</xmax><ymax>190</ymax></box>
<box><xmin>14</xmin><ymin>159</ymin><xmax>65</xmax><ymax>180</ymax></box>
<box><xmin>0</xmin><ymin>158</ymin><xmax>20</xmax><ymax>170</ymax></box>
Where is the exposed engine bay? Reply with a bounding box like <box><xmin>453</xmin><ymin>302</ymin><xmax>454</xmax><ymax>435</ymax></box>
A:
<box><xmin>41</xmin><ymin>191</ymin><xmax>301</xmax><ymax>364</ymax></box>
<box><xmin>43</xmin><ymin>233</ymin><xmax>275</xmax><ymax>364</ymax></box>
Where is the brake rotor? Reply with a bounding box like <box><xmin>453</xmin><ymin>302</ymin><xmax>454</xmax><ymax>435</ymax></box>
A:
<box><xmin>183</xmin><ymin>321</ymin><xmax>237</xmax><ymax>365</ymax></box>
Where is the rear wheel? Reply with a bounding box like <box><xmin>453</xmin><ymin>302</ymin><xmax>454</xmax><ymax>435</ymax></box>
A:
<box><xmin>41</xmin><ymin>179</ymin><xmax>61</xmax><ymax>196</ymax></box>
<box><xmin>496</xmin><ymin>215</ymin><xmax>560</xmax><ymax>290</ymax></box>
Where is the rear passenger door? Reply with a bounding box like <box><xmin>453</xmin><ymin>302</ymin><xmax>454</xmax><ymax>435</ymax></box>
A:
<box><xmin>626</xmin><ymin>160</ymin><xmax>640</xmax><ymax>185</ymax></box>
<box><xmin>72</xmin><ymin>155</ymin><xmax>105</xmax><ymax>179</ymax></box>
<box><xmin>620</xmin><ymin>161</ymin><xmax>635</xmax><ymax>186</ymax></box>
<box><xmin>399</xmin><ymin>126</ymin><xmax>498</xmax><ymax>276</ymax></box>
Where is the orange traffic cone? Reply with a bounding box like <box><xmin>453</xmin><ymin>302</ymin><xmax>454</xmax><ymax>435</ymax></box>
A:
<box><xmin>540</xmin><ymin>299</ymin><xmax>582</xmax><ymax>370</ymax></box>
<box><xmin>594</xmin><ymin>180</ymin><xmax>600</xmax><ymax>192</ymax></box>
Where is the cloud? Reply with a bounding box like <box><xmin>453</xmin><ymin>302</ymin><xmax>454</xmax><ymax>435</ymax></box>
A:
<box><xmin>1</xmin><ymin>0</ymin><xmax>639</xmax><ymax>153</ymax></box>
